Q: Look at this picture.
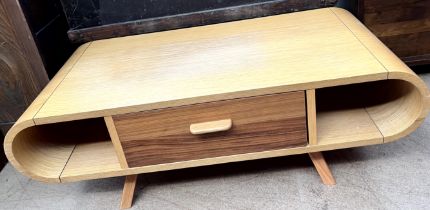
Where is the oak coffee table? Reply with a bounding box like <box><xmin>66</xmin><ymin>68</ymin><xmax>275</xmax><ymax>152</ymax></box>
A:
<box><xmin>4</xmin><ymin>8</ymin><xmax>429</xmax><ymax>209</ymax></box>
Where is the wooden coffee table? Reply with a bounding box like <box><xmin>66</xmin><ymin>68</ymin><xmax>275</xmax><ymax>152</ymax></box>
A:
<box><xmin>4</xmin><ymin>8</ymin><xmax>429</xmax><ymax>209</ymax></box>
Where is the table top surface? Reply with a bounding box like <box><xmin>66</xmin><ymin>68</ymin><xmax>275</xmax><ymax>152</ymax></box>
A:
<box><xmin>32</xmin><ymin>8</ymin><xmax>405</xmax><ymax>124</ymax></box>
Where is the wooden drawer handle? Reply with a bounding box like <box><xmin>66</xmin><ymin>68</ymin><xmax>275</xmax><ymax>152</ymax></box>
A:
<box><xmin>190</xmin><ymin>119</ymin><xmax>232</xmax><ymax>135</ymax></box>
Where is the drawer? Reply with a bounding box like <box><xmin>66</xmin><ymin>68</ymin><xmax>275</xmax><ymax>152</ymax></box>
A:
<box><xmin>112</xmin><ymin>91</ymin><xmax>307</xmax><ymax>167</ymax></box>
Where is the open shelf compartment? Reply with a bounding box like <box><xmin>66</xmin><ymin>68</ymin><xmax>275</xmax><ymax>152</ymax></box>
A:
<box><xmin>312</xmin><ymin>79</ymin><xmax>424</xmax><ymax>148</ymax></box>
<box><xmin>10</xmin><ymin>118</ymin><xmax>121</xmax><ymax>182</ymax></box>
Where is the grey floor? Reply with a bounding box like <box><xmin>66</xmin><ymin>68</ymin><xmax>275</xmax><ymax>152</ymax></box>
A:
<box><xmin>2</xmin><ymin>72</ymin><xmax>430</xmax><ymax>210</ymax></box>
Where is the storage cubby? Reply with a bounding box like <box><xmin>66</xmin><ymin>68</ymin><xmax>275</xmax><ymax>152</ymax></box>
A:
<box><xmin>9</xmin><ymin>118</ymin><xmax>120</xmax><ymax>182</ymax></box>
<box><xmin>315</xmin><ymin>79</ymin><xmax>425</xmax><ymax>148</ymax></box>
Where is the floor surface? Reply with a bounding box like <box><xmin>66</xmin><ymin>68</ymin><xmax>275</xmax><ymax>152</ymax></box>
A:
<box><xmin>1</xmin><ymin>72</ymin><xmax>430</xmax><ymax>210</ymax></box>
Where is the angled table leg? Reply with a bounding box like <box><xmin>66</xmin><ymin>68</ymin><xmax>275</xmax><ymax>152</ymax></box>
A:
<box><xmin>309</xmin><ymin>152</ymin><xmax>336</xmax><ymax>185</ymax></box>
<box><xmin>120</xmin><ymin>175</ymin><xmax>138</xmax><ymax>209</ymax></box>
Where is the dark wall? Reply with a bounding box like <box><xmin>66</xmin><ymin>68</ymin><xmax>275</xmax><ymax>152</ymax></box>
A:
<box><xmin>0</xmin><ymin>132</ymin><xmax>5</xmax><ymax>170</ymax></box>
<box><xmin>19</xmin><ymin>0</ymin><xmax>77</xmax><ymax>78</ymax></box>
<box><xmin>337</xmin><ymin>0</ymin><xmax>362</xmax><ymax>17</ymax></box>
<box><xmin>61</xmin><ymin>0</ymin><xmax>291</xmax><ymax>29</ymax></box>
<box><xmin>60</xmin><ymin>0</ymin><xmax>338</xmax><ymax>43</ymax></box>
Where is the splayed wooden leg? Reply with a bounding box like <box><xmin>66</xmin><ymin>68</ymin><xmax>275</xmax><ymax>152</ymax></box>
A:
<box><xmin>120</xmin><ymin>175</ymin><xmax>138</xmax><ymax>209</ymax></box>
<box><xmin>309</xmin><ymin>152</ymin><xmax>336</xmax><ymax>185</ymax></box>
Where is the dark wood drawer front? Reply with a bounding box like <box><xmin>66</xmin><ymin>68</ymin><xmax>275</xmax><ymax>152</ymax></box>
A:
<box><xmin>113</xmin><ymin>92</ymin><xmax>307</xmax><ymax>167</ymax></box>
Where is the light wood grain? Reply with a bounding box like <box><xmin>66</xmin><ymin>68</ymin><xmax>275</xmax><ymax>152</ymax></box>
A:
<box><xmin>33</xmin><ymin>8</ymin><xmax>388</xmax><ymax>124</ymax></box>
<box><xmin>104</xmin><ymin>116</ymin><xmax>128</xmax><ymax>168</ymax></box>
<box><xmin>4</xmin><ymin>8</ymin><xmax>430</xmax><ymax>183</ymax></box>
<box><xmin>314</xmin><ymin>81</ymin><xmax>385</xmax><ymax>147</ymax></box>
<box><xmin>9</xmin><ymin>126</ymin><xmax>75</xmax><ymax>183</ymax></box>
<box><xmin>4</xmin><ymin>118</ymin><xmax>108</xmax><ymax>183</ymax></box>
<box><xmin>61</xmin><ymin>141</ymin><xmax>122</xmax><ymax>182</ymax></box>
<box><xmin>330</xmin><ymin>8</ymin><xmax>430</xmax><ymax>99</ymax></box>
<box><xmin>364</xmin><ymin>80</ymin><xmax>426</xmax><ymax>142</ymax></box>
<box><xmin>190</xmin><ymin>119</ymin><xmax>232</xmax><ymax>135</ymax></box>
<box><xmin>309</xmin><ymin>152</ymin><xmax>336</xmax><ymax>185</ymax></box>
<box><xmin>120</xmin><ymin>175</ymin><xmax>137</xmax><ymax>209</ymax></box>
<box><xmin>315</xmin><ymin>78</ymin><xmax>429</xmax><ymax>144</ymax></box>
<box><xmin>317</xmin><ymin>109</ymin><xmax>383</xmax><ymax>148</ymax></box>
<box><xmin>306</xmin><ymin>89</ymin><xmax>317</xmax><ymax>145</ymax></box>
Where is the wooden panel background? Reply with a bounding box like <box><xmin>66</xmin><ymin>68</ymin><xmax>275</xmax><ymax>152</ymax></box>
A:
<box><xmin>0</xmin><ymin>0</ymin><xmax>50</xmax><ymax>169</ymax></box>
<box><xmin>361</xmin><ymin>0</ymin><xmax>430</xmax><ymax>65</ymax></box>
<box><xmin>0</xmin><ymin>0</ymin><xmax>48</xmax><ymax>126</ymax></box>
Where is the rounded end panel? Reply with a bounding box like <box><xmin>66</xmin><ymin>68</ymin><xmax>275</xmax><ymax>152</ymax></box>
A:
<box><xmin>4</xmin><ymin>120</ymin><xmax>63</xmax><ymax>183</ymax></box>
<box><xmin>365</xmin><ymin>79</ymin><xmax>428</xmax><ymax>143</ymax></box>
<box><xmin>316</xmin><ymin>77</ymin><xmax>429</xmax><ymax>145</ymax></box>
<box><xmin>4</xmin><ymin>118</ymin><xmax>110</xmax><ymax>183</ymax></box>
